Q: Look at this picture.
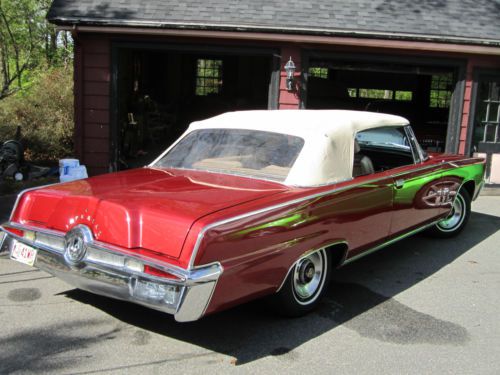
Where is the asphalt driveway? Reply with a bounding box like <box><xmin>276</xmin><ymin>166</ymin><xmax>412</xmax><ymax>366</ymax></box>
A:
<box><xmin>0</xmin><ymin>195</ymin><xmax>499</xmax><ymax>374</ymax></box>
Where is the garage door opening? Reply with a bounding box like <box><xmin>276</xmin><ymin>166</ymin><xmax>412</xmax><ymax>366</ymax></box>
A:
<box><xmin>305</xmin><ymin>60</ymin><xmax>458</xmax><ymax>153</ymax></box>
<box><xmin>113</xmin><ymin>47</ymin><xmax>276</xmax><ymax>170</ymax></box>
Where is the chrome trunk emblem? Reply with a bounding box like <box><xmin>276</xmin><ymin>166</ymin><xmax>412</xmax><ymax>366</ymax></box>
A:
<box><xmin>64</xmin><ymin>225</ymin><xmax>92</xmax><ymax>265</ymax></box>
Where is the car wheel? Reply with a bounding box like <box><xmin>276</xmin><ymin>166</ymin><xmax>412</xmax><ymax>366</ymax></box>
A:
<box><xmin>427</xmin><ymin>188</ymin><xmax>471</xmax><ymax>238</ymax></box>
<box><xmin>271</xmin><ymin>248</ymin><xmax>331</xmax><ymax>317</ymax></box>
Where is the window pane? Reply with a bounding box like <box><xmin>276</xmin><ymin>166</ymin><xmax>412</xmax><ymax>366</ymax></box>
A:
<box><xmin>356</xmin><ymin>127</ymin><xmax>411</xmax><ymax>150</ymax></box>
<box><xmin>355</xmin><ymin>127</ymin><xmax>415</xmax><ymax>170</ymax></box>
<box><xmin>347</xmin><ymin>88</ymin><xmax>357</xmax><ymax>98</ymax></box>
<box><xmin>395</xmin><ymin>91</ymin><xmax>413</xmax><ymax>101</ymax></box>
<box><xmin>430</xmin><ymin>73</ymin><xmax>453</xmax><ymax>108</ymax></box>
<box><xmin>359</xmin><ymin>89</ymin><xmax>393</xmax><ymax>100</ymax></box>
<box><xmin>156</xmin><ymin>129</ymin><xmax>305</xmax><ymax>182</ymax></box>
<box><xmin>196</xmin><ymin>59</ymin><xmax>223</xmax><ymax>96</ymax></box>
<box><xmin>309</xmin><ymin>67</ymin><xmax>328</xmax><ymax>79</ymax></box>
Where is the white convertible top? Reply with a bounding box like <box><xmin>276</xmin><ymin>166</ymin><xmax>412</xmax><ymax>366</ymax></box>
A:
<box><xmin>153</xmin><ymin>110</ymin><xmax>409</xmax><ymax>186</ymax></box>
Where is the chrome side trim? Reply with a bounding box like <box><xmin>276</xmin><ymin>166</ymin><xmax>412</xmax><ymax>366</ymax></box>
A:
<box><xmin>391</xmin><ymin>162</ymin><xmax>445</xmax><ymax>178</ymax></box>
<box><xmin>342</xmin><ymin>219</ymin><xmax>442</xmax><ymax>265</ymax></box>
<box><xmin>276</xmin><ymin>241</ymin><xmax>348</xmax><ymax>293</ymax></box>
<box><xmin>445</xmin><ymin>159</ymin><xmax>485</xmax><ymax>168</ymax></box>
<box><xmin>403</xmin><ymin>125</ymin><xmax>420</xmax><ymax>164</ymax></box>
<box><xmin>9</xmin><ymin>183</ymin><xmax>60</xmax><ymax>221</ymax></box>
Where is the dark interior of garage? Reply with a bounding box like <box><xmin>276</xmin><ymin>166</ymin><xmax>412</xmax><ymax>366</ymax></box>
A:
<box><xmin>306</xmin><ymin>60</ymin><xmax>456</xmax><ymax>153</ymax></box>
<box><xmin>115</xmin><ymin>49</ymin><xmax>274</xmax><ymax>169</ymax></box>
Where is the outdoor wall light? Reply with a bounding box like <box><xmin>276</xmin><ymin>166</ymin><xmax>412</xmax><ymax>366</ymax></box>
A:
<box><xmin>284</xmin><ymin>57</ymin><xmax>296</xmax><ymax>91</ymax></box>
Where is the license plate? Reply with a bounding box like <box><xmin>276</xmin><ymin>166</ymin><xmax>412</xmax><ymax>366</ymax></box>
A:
<box><xmin>10</xmin><ymin>241</ymin><xmax>37</xmax><ymax>267</ymax></box>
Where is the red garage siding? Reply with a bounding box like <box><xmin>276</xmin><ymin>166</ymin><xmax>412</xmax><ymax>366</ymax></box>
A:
<box><xmin>75</xmin><ymin>35</ymin><xmax>111</xmax><ymax>176</ymax></box>
<box><xmin>278</xmin><ymin>46</ymin><xmax>301</xmax><ymax>109</ymax></box>
<box><xmin>459</xmin><ymin>61</ymin><xmax>474</xmax><ymax>155</ymax></box>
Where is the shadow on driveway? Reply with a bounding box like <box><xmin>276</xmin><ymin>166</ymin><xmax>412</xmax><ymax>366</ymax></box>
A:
<box><xmin>52</xmin><ymin>210</ymin><xmax>500</xmax><ymax>365</ymax></box>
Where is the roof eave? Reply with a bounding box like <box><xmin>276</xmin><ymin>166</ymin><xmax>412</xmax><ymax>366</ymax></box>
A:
<box><xmin>48</xmin><ymin>16</ymin><xmax>500</xmax><ymax>48</ymax></box>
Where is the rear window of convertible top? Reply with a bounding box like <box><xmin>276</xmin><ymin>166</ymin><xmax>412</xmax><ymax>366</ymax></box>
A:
<box><xmin>155</xmin><ymin>129</ymin><xmax>305</xmax><ymax>182</ymax></box>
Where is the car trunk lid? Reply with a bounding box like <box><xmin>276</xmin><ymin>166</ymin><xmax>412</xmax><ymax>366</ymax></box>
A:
<box><xmin>12</xmin><ymin>168</ymin><xmax>287</xmax><ymax>259</ymax></box>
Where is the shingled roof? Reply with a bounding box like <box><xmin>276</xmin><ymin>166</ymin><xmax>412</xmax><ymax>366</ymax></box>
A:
<box><xmin>47</xmin><ymin>0</ymin><xmax>500</xmax><ymax>46</ymax></box>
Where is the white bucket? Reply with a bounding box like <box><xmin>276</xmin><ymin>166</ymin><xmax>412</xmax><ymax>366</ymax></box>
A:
<box><xmin>59</xmin><ymin>159</ymin><xmax>87</xmax><ymax>182</ymax></box>
<box><xmin>59</xmin><ymin>159</ymin><xmax>80</xmax><ymax>176</ymax></box>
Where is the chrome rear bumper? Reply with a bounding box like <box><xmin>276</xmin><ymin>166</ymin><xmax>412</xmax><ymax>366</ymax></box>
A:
<box><xmin>0</xmin><ymin>226</ymin><xmax>221</xmax><ymax>322</ymax></box>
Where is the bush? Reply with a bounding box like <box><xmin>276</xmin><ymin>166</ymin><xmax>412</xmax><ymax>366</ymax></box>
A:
<box><xmin>0</xmin><ymin>67</ymin><xmax>74</xmax><ymax>161</ymax></box>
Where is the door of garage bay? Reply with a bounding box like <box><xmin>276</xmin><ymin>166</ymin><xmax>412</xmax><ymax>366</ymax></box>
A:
<box><xmin>303</xmin><ymin>55</ymin><xmax>464</xmax><ymax>155</ymax></box>
<box><xmin>469</xmin><ymin>71</ymin><xmax>500</xmax><ymax>185</ymax></box>
<box><xmin>112</xmin><ymin>44</ymin><xmax>279</xmax><ymax>170</ymax></box>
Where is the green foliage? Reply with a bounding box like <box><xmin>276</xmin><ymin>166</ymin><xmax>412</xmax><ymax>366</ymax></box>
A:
<box><xmin>0</xmin><ymin>0</ymin><xmax>74</xmax><ymax>161</ymax></box>
<box><xmin>0</xmin><ymin>66</ymin><xmax>74</xmax><ymax>160</ymax></box>
<box><xmin>0</xmin><ymin>0</ymin><xmax>72</xmax><ymax>99</ymax></box>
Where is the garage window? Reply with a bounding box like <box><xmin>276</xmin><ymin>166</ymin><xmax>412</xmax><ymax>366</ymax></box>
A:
<box><xmin>309</xmin><ymin>67</ymin><xmax>328</xmax><ymax>79</ymax></box>
<box><xmin>196</xmin><ymin>59</ymin><xmax>223</xmax><ymax>96</ymax></box>
<box><xmin>395</xmin><ymin>91</ymin><xmax>413</xmax><ymax>101</ymax></box>
<box><xmin>430</xmin><ymin>73</ymin><xmax>453</xmax><ymax>108</ymax></box>
<box><xmin>359</xmin><ymin>89</ymin><xmax>393</xmax><ymax>100</ymax></box>
<box><xmin>347</xmin><ymin>88</ymin><xmax>413</xmax><ymax>101</ymax></box>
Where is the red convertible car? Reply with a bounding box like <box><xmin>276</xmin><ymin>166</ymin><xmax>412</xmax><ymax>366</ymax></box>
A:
<box><xmin>0</xmin><ymin>110</ymin><xmax>485</xmax><ymax>322</ymax></box>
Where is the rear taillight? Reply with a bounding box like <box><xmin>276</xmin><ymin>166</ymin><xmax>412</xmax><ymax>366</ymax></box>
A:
<box><xmin>3</xmin><ymin>226</ymin><xmax>25</xmax><ymax>238</ymax></box>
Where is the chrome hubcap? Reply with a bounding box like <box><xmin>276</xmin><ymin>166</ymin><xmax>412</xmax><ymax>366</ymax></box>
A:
<box><xmin>438</xmin><ymin>193</ymin><xmax>465</xmax><ymax>231</ymax></box>
<box><xmin>292</xmin><ymin>249</ymin><xmax>326</xmax><ymax>304</ymax></box>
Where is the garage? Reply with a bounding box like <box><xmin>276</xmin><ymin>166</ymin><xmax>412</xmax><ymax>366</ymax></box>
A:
<box><xmin>112</xmin><ymin>45</ymin><xmax>278</xmax><ymax>169</ymax></box>
<box><xmin>47</xmin><ymin>1</ymin><xmax>500</xmax><ymax>182</ymax></box>
<box><xmin>304</xmin><ymin>55</ymin><xmax>463</xmax><ymax>154</ymax></box>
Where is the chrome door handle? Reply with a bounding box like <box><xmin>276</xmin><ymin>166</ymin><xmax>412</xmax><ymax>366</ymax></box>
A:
<box><xmin>395</xmin><ymin>179</ymin><xmax>405</xmax><ymax>189</ymax></box>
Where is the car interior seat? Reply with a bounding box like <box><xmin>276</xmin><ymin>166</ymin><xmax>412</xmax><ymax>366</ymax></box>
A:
<box><xmin>353</xmin><ymin>139</ymin><xmax>375</xmax><ymax>177</ymax></box>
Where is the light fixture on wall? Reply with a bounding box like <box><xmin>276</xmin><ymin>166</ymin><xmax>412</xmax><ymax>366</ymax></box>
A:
<box><xmin>284</xmin><ymin>57</ymin><xmax>296</xmax><ymax>91</ymax></box>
